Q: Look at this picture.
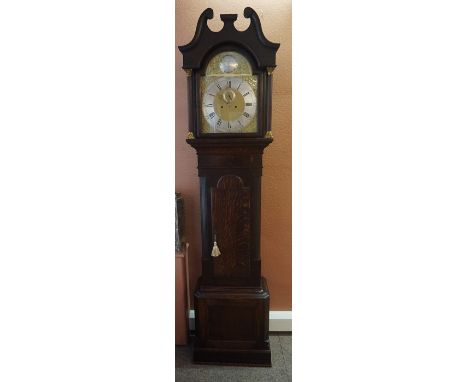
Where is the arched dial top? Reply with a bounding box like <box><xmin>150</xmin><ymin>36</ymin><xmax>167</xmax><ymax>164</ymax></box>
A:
<box><xmin>200</xmin><ymin>51</ymin><xmax>258</xmax><ymax>134</ymax></box>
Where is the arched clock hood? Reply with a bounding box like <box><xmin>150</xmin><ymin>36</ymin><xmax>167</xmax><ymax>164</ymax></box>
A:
<box><xmin>178</xmin><ymin>7</ymin><xmax>280</xmax><ymax>71</ymax></box>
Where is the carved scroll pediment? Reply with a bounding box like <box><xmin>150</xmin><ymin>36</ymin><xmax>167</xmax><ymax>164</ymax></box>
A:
<box><xmin>178</xmin><ymin>7</ymin><xmax>280</xmax><ymax>70</ymax></box>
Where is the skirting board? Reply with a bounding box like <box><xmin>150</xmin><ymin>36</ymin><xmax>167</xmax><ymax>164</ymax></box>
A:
<box><xmin>188</xmin><ymin>310</ymin><xmax>292</xmax><ymax>332</ymax></box>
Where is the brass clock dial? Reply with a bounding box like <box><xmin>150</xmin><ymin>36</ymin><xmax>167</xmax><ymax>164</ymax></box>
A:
<box><xmin>200</xmin><ymin>51</ymin><xmax>258</xmax><ymax>134</ymax></box>
<box><xmin>202</xmin><ymin>77</ymin><xmax>257</xmax><ymax>133</ymax></box>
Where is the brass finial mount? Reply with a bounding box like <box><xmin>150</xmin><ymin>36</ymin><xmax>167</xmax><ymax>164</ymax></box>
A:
<box><xmin>266</xmin><ymin>67</ymin><xmax>275</xmax><ymax>76</ymax></box>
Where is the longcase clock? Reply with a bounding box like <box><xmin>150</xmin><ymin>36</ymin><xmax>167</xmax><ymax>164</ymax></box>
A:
<box><xmin>178</xmin><ymin>7</ymin><xmax>279</xmax><ymax>366</ymax></box>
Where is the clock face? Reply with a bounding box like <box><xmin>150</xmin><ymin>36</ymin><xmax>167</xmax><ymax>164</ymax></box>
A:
<box><xmin>200</xmin><ymin>51</ymin><xmax>258</xmax><ymax>134</ymax></box>
<box><xmin>202</xmin><ymin>77</ymin><xmax>257</xmax><ymax>133</ymax></box>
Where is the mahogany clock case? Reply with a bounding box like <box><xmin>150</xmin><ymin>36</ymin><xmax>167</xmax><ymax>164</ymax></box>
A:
<box><xmin>178</xmin><ymin>7</ymin><xmax>281</xmax><ymax>367</ymax></box>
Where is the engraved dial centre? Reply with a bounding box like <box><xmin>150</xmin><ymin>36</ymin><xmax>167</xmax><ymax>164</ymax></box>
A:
<box><xmin>214</xmin><ymin>88</ymin><xmax>245</xmax><ymax>121</ymax></box>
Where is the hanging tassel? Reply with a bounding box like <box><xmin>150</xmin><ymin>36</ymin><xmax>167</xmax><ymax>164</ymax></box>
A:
<box><xmin>211</xmin><ymin>235</ymin><xmax>221</xmax><ymax>257</ymax></box>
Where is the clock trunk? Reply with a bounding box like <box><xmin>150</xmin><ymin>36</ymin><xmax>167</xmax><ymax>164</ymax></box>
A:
<box><xmin>188</xmin><ymin>137</ymin><xmax>272</xmax><ymax>366</ymax></box>
<box><xmin>191</xmin><ymin>139</ymin><xmax>270</xmax><ymax>288</ymax></box>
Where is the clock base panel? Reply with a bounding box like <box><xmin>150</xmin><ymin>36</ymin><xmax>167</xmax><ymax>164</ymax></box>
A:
<box><xmin>193</xmin><ymin>277</ymin><xmax>271</xmax><ymax>367</ymax></box>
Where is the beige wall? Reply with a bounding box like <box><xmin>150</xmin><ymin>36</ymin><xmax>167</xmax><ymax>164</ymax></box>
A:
<box><xmin>175</xmin><ymin>0</ymin><xmax>291</xmax><ymax>310</ymax></box>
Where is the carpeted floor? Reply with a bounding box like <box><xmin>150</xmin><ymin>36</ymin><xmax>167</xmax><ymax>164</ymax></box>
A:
<box><xmin>175</xmin><ymin>333</ymin><xmax>292</xmax><ymax>382</ymax></box>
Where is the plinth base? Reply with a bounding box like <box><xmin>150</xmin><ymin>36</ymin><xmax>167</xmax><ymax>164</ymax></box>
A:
<box><xmin>193</xmin><ymin>346</ymin><xmax>271</xmax><ymax>367</ymax></box>
<box><xmin>193</xmin><ymin>277</ymin><xmax>271</xmax><ymax>367</ymax></box>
